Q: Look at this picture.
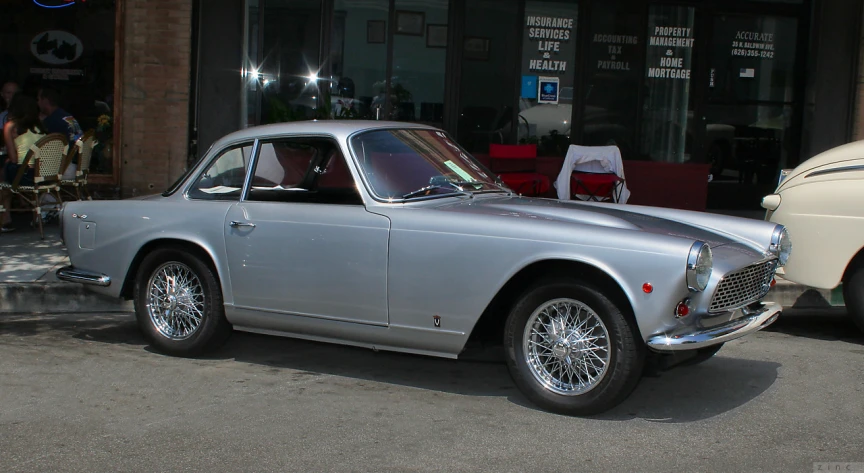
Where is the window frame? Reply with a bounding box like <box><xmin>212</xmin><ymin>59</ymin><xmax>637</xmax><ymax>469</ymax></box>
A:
<box><xmin>184</xmin><ymin>140</ymin><xmax>258</xmax><ymax>201</ymax></box>
<box><xmin>241</xmin><ymin>134</ymin><xmax>364</xmax><ymax>206</ymax></box>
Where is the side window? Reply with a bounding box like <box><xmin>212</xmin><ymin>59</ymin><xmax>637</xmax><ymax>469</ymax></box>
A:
<box><xmin>247</xmin><ymin>138</ymin><xmax>363</xmax><ymax>205</ymax></box>
<box><xmin>188</xmin><ymin>144</ymin><xmax>254</xmax><ymax>200</ymax></box>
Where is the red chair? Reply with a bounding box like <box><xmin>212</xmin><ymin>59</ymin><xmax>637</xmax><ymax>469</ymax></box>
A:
<box><xmin>570</xmin><ymin>171</ymin><xmax>625</xmax><ymax>202</ymax></box>
<box><xmin>488</xmin><ymin>144</ymin><xmax>551</xmax><ymax>197</ymax></box>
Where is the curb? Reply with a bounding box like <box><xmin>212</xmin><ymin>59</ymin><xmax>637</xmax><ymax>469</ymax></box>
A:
<box><xmin>0</xmin><ymin>282</ymin><xmax>133</xmax><ymax>315</ymax></box>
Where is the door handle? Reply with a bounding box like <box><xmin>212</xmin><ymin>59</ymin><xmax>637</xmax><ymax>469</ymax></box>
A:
<box><xmin>229</xmin><ymin>221</ymin><xmax>256</xmax><ymax>228</ymax></box>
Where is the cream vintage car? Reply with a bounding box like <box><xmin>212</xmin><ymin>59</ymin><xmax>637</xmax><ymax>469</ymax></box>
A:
<box><xmin>762</xmin><ymin>141</ymin><xmax>864</xmax><ymax>330</ymax></box>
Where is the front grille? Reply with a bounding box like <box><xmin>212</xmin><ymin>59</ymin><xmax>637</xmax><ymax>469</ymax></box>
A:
<box><xmin>709</xmin><ymin>260</ymin><xmax>777</xmax><ymax>312</ymax></box>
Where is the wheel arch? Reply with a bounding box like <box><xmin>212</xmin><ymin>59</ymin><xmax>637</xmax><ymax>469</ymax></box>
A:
<box><xmin>120</xmin><ymin>238</ymin><xmax>223</xmax><ymax>301</ymax></box>
<box><xmin>466</xmin><ymin>259</ymin><xmax>637</xmax><ymax>345</ymax></box>
<box><xmin>842</xmin><ymin>244</ymin><xmax>864</xmax><ymax>284</ymax></box>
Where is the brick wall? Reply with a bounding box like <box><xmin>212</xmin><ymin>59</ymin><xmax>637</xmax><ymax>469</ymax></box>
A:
<box><xmin>119</xmin><ymin>0</ymin><xmax>193</xmax><ymax>198</ymax></box>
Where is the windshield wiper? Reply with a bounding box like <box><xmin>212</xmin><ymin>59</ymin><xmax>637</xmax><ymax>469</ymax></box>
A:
<box><xmin>402</xmin><ymin>182</ymin><xmax>474</xmax><ymax>200</ymax></box>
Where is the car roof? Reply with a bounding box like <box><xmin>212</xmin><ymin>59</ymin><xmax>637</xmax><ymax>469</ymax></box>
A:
<box><xmin>210</xmin><ymin>120</ymin><xmax>440</xmax><ymax>150</ymax></box>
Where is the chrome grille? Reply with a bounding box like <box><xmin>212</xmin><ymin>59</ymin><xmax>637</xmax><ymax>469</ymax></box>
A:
<box><xmin>709</xmin><ymin>260</ymin><xmax>777</xmax><ymax>312</ymax></box>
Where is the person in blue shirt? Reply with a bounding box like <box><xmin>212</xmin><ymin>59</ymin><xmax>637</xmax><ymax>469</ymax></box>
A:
<box><xmin>37</xmin><ymin>86</ymin><xmax>82</xmax><ymax>143</ymax></box>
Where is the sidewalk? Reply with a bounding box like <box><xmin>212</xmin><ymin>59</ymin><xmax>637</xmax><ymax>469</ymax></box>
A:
<box><xmin>0</xmin><ymin>213</ymin><xmax>844</xmax><ymax>314</ymax></box>
<box><xmin>0</xmin><ymin>219</ymin><xmax>132</xmax><ymax>314</ymax></box>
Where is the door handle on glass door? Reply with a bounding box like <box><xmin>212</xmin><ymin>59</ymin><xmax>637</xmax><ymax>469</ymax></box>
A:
<box><xmin>229</xmin><ymin>221</ymin><xmax>256</xmax><ymax>228</ymax></box>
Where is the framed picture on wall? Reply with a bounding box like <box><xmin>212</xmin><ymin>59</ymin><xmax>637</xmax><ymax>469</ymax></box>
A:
<box><xmin>395</xmin><ymin>10</ymin><xmax>424</xmax><ymax>36</ymax></box>
<box><xmin>463</xmin><ymin>37</ymin><xmax>490</xmax><ymax>61</ymax></box>
<box><xmin>426</xmin><ymin>24</ymin><xmax>447</xmax><ymax>48</ymax></box>
<box><xmin>367</xmin><ymin>20</ymin><xmax>386</xmax><ymax>44</ymax></box>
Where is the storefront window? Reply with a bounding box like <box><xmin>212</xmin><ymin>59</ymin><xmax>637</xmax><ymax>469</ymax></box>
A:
<box><xmin>581</xmin><ymin>0</ymin><xmax>642</xmax><ymax>160</ymax></box>
<box><xmin>389</xmin><ymin>0</ymin><xmax>449</xmax><ymax>127</ymax></box>
<box><xmin>517</xmin><ymin>0</ymin><xmax>578</xmax><ymax>157</ymax></box>
<box><xmin>456</xmin><ymin>0</ymin><xmax>519</xmax><ymax>153</ymax></box>
<box><xmin>328</xmin><ymin>0</ymin><xmax>390</xmax><ymax>120</ymax></box>
<box><xmin>0</xmin><ymin>0</ymin><xmax>116</xmax><ymax>175</ymax></box>
<box><xmin>705</xmin><ymin>14</ymin><xmax>798</xmax><ymax>185</ymax></box>
<box><xmin>245</xmin><ymin>0</ymin><xmax>322</xmax><ymax>126</ymax></box>
<box><xmin>640</xmin><ymin>5</ymin><xmax>696</xmax><ymax>163</ymax></box>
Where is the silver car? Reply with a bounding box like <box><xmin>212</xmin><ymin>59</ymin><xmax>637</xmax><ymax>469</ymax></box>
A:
<box><xmin>57</xmin><ymin>121</ymin><xmax>790</xmax><ymax>415</ymax></box>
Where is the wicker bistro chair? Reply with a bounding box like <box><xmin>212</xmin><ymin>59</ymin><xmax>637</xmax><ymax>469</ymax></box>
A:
<box><xmin>59</xmin><ymin>130</ymin><xmax>96</xmax><ymax>201</ymax></box>
<box><xmin>0</xmin><ymin>133</ymin><xmax>67</xmax><ymax>239</ymax></box>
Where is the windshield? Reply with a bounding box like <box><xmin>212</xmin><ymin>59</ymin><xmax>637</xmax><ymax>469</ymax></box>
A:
<box><xmin>349</xmin><ymin>128</ymin><xmax>505</xmax><ymax>200</ymax></box>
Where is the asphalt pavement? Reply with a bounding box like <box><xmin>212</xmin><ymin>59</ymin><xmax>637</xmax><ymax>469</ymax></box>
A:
<box><xmin>0</xmin><ymin>308</ymin><xmax>862</xmax><ymax>472</ymax></box>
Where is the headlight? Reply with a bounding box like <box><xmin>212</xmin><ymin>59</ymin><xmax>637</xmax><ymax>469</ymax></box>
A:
<box><xmin>770</xmin><ymin>226</ymin><xmax>792</xmax><ymax>266</ymax></box>
<box><xmin>687</xmin><ymin>241</ymin><xmax>713</xmax><ymax>292</ymax></box>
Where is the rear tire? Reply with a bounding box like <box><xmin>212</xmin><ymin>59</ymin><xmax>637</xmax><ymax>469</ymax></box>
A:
<box><xmin>843</xmin><ymin>262</ymin><xmax>864</xmax><ymax>332</ymax></box>
<box><xmin>503</xmin><ymin>279</ymin><xmax>645</xmax><ymax>416</ymax></box>
<box><xmin>133</xmin><ymin>247</ymin><xmax>232</xmax><ymax>356</ymax></box>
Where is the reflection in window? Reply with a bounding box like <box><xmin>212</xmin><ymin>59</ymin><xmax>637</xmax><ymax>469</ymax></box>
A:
<box><xmin>188</xmin><ymin>145</ymin><xmax>254</xmax><ymax>200</ymax></box>
<box><xmin>390</xmin><ymin>0</ymin><xmax>449</xmax><ymax>127</ymax></box>
<box><xmin>456</xmin><ymin>0</ymin><xmax>519</xmax><ymax>153</ymax></box>
<box><xmin>328</xmin><ymin>0</ymin><xmax>390</xmax><ymax>120</ymax></box>
<box><xmin>517</xmin><ymin>0</ymin><xmax>579</xmax><ymax>157</ymax></box>
<box><xmin>640</xmin><ymin>5</ymin><xmax>696</xmax><ymax>163</ymax></box>
<box><xmin>244</xmin><ymin>0</ymin><xmax>322</xmax><ymax>126</ymax></box>
<box><xmin>581</xmin><ymin>0</ymin><xmax>642</xmax><ymax>160</ymax></box>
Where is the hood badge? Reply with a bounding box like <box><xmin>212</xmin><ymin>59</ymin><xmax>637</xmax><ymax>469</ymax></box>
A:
<box><xmin>71</xmin><ymin>213</ymin><xmax>87</xmax><ymax>219</ymax></box>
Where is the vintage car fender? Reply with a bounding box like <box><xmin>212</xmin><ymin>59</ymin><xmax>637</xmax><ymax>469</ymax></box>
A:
<box><xmin>762</xmin><ymin>142</ymin><xmax>864</xmax><ymax>289</ymax></box>
<box><xmin>60</xmin><ymin>198</ymin><xmax>235</xmax><ymax>303</ymax></box>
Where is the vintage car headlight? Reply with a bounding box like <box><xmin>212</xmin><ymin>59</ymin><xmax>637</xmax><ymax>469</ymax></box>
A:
<box><xmin>770</xmin><ymin>226</ymin><xmax>792</xmax><ymax>267</ymax></box>
<box><xmin>686</xmin><ymin>241</ymin><xmax>713</xmax><ymax>292</ymax></box>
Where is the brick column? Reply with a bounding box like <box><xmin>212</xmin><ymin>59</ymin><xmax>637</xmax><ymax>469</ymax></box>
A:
<box><xmin>119</xmin><ymin>0</ymin><xmax>193</xmax><ymax>198</ymax></box>
<box><xmin>855</xmin><ymin>6</ymin><xmax>864</xmax><ymax>142</ymax></box>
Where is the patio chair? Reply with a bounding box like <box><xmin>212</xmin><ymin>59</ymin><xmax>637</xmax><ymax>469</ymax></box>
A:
<box><xmin>488</xmin><ymin>143</ymin><xmax>550</xmax><ymax>197</ymax></box>
<box><xmin>555</xmin><ymin>144</ymin><xmax>631</xmax><ymax>204</ymax></box>
<box><xmin>59</xmin><ymin>130</ymin><xmax>96</xmax><ymax>201</ymax></box>
<box><xmin>0</xmin><ymin>133</ymin><xmax>68</xmax><ymax>239</ymax></box>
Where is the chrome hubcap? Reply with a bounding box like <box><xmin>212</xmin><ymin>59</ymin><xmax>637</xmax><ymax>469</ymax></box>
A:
<box><xmin>522</xmin><ymin>298</ymin><xmax>611</xmax><ymax>396</ymax></box>
<box><xmin>146</xmin><ymin>262</ymin><xmax>205</xmax><ymax>340</ymax></box>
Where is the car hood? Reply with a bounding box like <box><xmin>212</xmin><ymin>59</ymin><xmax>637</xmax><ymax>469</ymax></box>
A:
<box><xmin>777</xmin><ymin>140</ymin><xmax>864</xmax><ymax>192</ymax></box>
<box><xmin>433</xmin><ymin>196</ymin><xmax>744</xmax><ymax>248</ymax></box>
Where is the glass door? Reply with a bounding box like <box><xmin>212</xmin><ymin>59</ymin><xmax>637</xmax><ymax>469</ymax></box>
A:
<box><xmin>697</xmin><ymin>10</ymin><xmax>801</xmax><ymax>209</ymax></box>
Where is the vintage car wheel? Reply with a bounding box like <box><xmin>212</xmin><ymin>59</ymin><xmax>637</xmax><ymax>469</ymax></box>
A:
<box><xmin>843</xmin><ymin>262</ymin><xmax>864</xmax><ymax>332</ymax></box>
<box><xmin>133</xmin><ymin>247</ymin><xmax>232</xmax><ymax>356</ymax></box>
<box><xmin>504</xmin><ymin>280</ymin><xmax>644</xmax><ymax>416</ymax></box>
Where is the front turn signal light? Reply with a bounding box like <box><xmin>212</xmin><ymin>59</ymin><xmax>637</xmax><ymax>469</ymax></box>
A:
<box><xmin>761</xmin><ymin>194</ymin><xmax>781</xmax><ymax>211</ymax></box>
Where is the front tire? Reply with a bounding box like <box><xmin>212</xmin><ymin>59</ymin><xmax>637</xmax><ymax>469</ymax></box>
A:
<box><xmin>843</xmin><ymin>262</ymin><xmax>864</xmax><ymax>332</ymax></box>
<box><xmin>133</xmin><ymin>247</ymin><xmax>232</xmax><ymax>356</ymax></box>
<box><xmin>504</xmin><ymin>280</ymin><xmax>645</xmax><ymax>416</ymax></box>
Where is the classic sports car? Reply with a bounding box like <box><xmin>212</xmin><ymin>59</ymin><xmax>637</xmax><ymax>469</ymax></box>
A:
<box><xmin>57</xmin><ymin>121</ymin><xmax>790</xmax><ymax>415</ymax></box>
<box><xmin>762</xmin><ymin>140</ymin><xmax>864</xmax><ymax>331</ymax></box>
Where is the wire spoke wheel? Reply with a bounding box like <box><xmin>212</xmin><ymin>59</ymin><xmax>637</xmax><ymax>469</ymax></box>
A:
<box><xmin>522</xmin><ymin>298</ymin><xmax>611</xmax><ymax>396</ymax></box>
<box><xmin>146</xmin><ymin>262</ymin><xmax>206</xmax><ymax>341</ymax></box>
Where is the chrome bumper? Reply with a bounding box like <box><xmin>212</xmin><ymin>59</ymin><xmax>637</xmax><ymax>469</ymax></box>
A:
<box><xmin>646</xmin><ymin>302</ymin><xmax>781</xmax><ymax>351</ymax></box>
<box><xmin>56</xmin><ymin>266</ymin><xmax>111</xmax><ymax>287</ymax></box>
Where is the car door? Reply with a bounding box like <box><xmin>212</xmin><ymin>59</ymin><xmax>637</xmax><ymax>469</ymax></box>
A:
<box><xmin>223</xmin><ymin>136</ymin><xmax>391</xmax><ymax>326</ymax></box>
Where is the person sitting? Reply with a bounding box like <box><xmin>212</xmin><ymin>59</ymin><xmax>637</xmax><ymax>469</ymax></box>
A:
<box><xmin>38</xmin><ymin>86</ymin><xmax>82</xmax><ymax>143</ymax></box>
<box><xmin>1</xmin><ymin>94</ymin><xmax>46</xmax><ymax>232</ymax></box>
<box><xmin>0</xmin><ymin>81</ymin><xmax>20</xmax><ymax>128</ymax></box>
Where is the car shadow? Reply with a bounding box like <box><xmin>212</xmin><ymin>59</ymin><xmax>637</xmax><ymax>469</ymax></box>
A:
<box><xmin>595</xmin><ymin>356</ymin><xmax>780</xmax><ymax>422</ymax></box>
<box><xmin>763</xmin><ymin>308</ymin><xmax>864</xmax><ymax>345</ymax></box>
<box><xmin>1</xmin><ymin>313</ymin><xmax>779</xmax><ymax>423</ymax></box>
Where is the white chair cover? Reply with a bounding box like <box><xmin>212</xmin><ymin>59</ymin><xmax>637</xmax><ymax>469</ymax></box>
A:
<box><xmin>554</xmin><ymin>144</ymin><xmax>630</xmax><ymax>203</ymax></box>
